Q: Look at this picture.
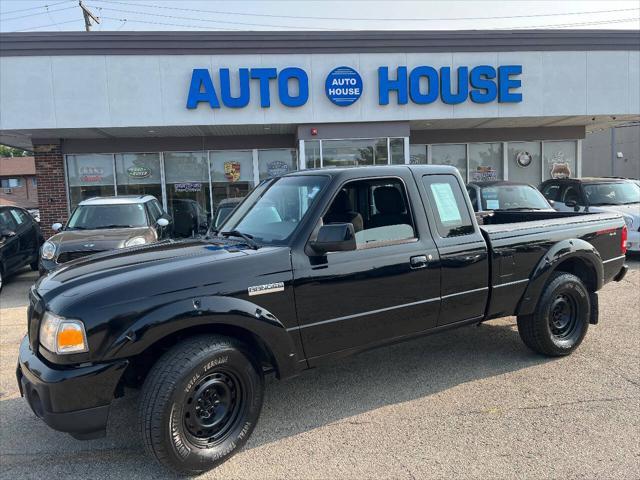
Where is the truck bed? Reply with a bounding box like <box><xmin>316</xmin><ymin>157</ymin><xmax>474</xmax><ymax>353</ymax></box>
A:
<box><xmin>478</xmin><ymin>210</ymin><xmax>625</xmax><ymax>320</ymax></box>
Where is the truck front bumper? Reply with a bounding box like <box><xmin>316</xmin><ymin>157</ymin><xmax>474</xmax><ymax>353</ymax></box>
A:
<box><xmin>16</xmin><ymin>336</ymin><xmax>128</xmax><ymax>440</ymax></box>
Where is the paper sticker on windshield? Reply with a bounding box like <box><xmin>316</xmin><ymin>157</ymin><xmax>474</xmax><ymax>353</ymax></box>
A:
<box><xmin>486</xmin><ymin>199</ymin><xmax>500</xmax><ymax>210</ymax></box>
<box><xmin>430</xmin><ymin>183</ymin><xmax>462</xmax><ymax>224</ymax></box>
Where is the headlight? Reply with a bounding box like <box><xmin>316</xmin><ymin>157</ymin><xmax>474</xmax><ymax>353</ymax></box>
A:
<box><xmin>623</xmin><ymin>215</ymin><xmax>634</xmax><ymax>228</ymax></box>
<box><xmin>39</xmin><ymin>311</ymin><xmax>88</xmax><ymax>354</ymax></box>
<box><xmin>41</xmin><ymin>241</ymin><xmax>56</xmax><ymax>260</ymax></box>
<box><xmin>125</xmin><ymin>236</ymin><xmax>147</xmax><ymax>247</ymax></box>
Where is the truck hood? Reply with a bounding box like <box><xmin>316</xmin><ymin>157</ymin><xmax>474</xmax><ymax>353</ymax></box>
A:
<box><xmin>35</xmin><ymin>238</ymin><xmax>291</xmax><ymax>311</ymax></box>
<box><xmin>48</xmin><ymin>227</ymin><xmax>154</xmax><ymax>253</ymax></box>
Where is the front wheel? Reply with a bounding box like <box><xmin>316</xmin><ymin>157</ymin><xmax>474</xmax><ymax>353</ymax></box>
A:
<box><xmin>138</xmin><ymin>335</ymin><xmax>264</xmax><ymax>475</ymax></box>
<box><xmin>517</xmin><ymin>272</ymin><xmax>590</xmax><ymax>356</ymax></box>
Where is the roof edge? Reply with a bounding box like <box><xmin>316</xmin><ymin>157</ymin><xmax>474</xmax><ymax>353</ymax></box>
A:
<box><xmin>1</xmin><ymin>29</ymin><xmax>639</xmax><ymax>56</ymax></box>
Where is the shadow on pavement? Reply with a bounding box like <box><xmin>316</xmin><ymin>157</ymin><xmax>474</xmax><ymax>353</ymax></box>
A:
<box><xmin>1</xmin><ymin>319</ymin><xmax>550</xmax><ymax>478</ymax></box>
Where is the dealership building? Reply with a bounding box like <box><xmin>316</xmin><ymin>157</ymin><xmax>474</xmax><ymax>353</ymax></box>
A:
<box><xmin>1</xmin><ymin>30</ymin><xmax>638</xmax><ymax>236</ymax></box>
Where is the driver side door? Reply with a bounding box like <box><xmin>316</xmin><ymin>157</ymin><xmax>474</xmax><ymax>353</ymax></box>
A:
<box><xmin>292</xmin><ymin>172</ymin><xmax>441</xmax><ymax>363</ymax></box>
<box><xmin>0</xmin><ymin>209</ymin><xmax>21</xmax><ymax>274</ymax></box>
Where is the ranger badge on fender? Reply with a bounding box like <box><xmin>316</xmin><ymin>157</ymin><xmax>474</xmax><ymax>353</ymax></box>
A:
<box><xmin>247</xmin><ymin>282</ymin><xmax>285</xmax><ymax>296</ymax></box>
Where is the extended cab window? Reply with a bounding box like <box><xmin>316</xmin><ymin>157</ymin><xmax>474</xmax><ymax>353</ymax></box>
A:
<box><xmin>541</xmin><ymin>183</ymin><xmax>560</xmax><ymax>202</ymax></box>
<box><xmin>323</xmin><ymin>177</ymin><xmax>416</xmax><ymax>248</ymax></box>
<box><xmin>423</xmin><ymin>175</ymin><xmax>474</xmax><ymax>237</ymax></box>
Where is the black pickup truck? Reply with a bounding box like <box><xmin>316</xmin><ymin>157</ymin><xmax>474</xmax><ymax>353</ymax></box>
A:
<box><xmin>17</xmin><ymin>165</ymin><xmax>628</xmax><ymax>474</ymax></box>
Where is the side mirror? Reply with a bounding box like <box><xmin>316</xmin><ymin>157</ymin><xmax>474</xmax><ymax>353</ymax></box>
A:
<box><xmin>310</xmin><ymin>223</ymin><xmax>356</xmax><ymax>254</ymax></box>
<box><xmin>52</xmin><ymin>223</ymin><xmax>63</xmax><ymax>232</ymax></box>
<box><xmin>1</xmin><ymin>229</ymin><xmax>16</xmax><ymax>238</ymax></box>
<box><xmin>548</xmin><ymin>199</ymin><xmax>555</xmax><ymax>207</ymax></box>
<box><xmin>157</xmin><ymin>218</ymin><xmax>169</xmax><ymax>228</ymax></box>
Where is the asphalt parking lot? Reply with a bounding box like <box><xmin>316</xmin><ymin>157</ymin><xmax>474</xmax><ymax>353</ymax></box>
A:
<box><xmin>1</xmin><ymin>260</ymin><xmax>639</xmax><ymax>479</ymax></box>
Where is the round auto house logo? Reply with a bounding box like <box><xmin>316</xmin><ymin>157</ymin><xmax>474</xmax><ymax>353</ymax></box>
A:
<box><xmin>325</xmin><ymin>66</ymin><xmax>363</xmax><ymax>106</ymax></box>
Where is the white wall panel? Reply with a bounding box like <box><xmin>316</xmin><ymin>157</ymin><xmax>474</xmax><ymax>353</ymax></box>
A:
<box><xmin>0</xmin><ymin>50</ymin><xmax>637</xmax><ymax>131</ymax></box>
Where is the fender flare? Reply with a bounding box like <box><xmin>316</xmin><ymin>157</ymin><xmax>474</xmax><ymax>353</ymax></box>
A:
<box><xmin>515</xmin><ymin>238</ymin><xmax>603</xmax><ymax>317</ymax></box>
<box><xmin>103</xmin><ymin>295</ymin><xmax>300</xmax><ymax>379</ymax></box>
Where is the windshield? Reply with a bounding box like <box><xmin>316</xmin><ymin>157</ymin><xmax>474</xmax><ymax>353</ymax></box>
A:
<box><xmin>584</xmin><ymin>182</ymin><xmax>640</xmax><ymax>206</ymax></box>
<box><xmin>67</xmin><ymin>203</ymin><xmax>148</xmax><ymax>230</ymax></box>
<box><xmin>219</xmin><ymin>175</ymin><xmax>329</xmax><ymax>245</ymax></box>
<box><xmin>480</xmin><ymin>184</ymin><xmax>551</xmax><ymax>211</ymax></box>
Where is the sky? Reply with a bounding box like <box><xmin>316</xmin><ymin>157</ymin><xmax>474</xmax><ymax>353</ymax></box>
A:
<box><xmin>0</xmin><ymin>0</ymin><xmax>639</xmax><ymax>33</ymax></box>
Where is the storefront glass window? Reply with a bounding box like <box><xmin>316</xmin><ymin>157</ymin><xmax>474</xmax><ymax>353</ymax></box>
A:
<box><xmin>115</xmin><ymin>153</ymin><xmax>162</xmax><ymax>203</ymax></box>
<box><xmin>431</xmin><ymin>144</ymin><xmax>467</xmax><ymax>181</ymax></box>
<box><xmin>163</xmin><ymin>151</ymin><xmax>211</xmax><ymax>238</ymax></box>
<box><xmin>322</xmin><ymin>138</ymin><xmax>388</xmax><ymax>168</ymax></box>
<box><xmin>210</xmin><ymin>150</ymin><xmax>254</xmax><ymax>212</ymax></box>
<box><xmin>66</xmin><ymin>154</ymin><xmax>115</xmax><ymax>208</ymax></box>
<box><xmin>409</xmin><ymin>144</ymin><xmax>427</xmax><ymax>164</ymax></box>
<box><xmin>543</xmin><ymin>140</ymin><xmax>577</xmax><ymax>180</ymax></box>
<box><xmin>258</xmin><ymin>149</ymin><xmax>298</xmax><ymax>180</ymax></box>
<box><xmin>469</xmin><ymin>143</ymin><xmax>503</xmax><ymax>181</ymax></box>
<box><xmin>390</xmin><ymin>138</ymin><xmax>405</xmax><ymax>165</ymax></box>
<box><xmin>507</xmin><ymin>142</ymin><xmax>542</xmax><ymax>185</ymax></box>
<box><xmin>305</xmin><ymin>140</ymin><xmax>321</xmax><ymax>169</ymax></box>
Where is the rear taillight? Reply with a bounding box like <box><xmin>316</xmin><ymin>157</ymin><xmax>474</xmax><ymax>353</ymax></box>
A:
<box><xmin>621</xmin><ymin>225</ymin><xmax>628</xmax><ymax>255</ymax></box>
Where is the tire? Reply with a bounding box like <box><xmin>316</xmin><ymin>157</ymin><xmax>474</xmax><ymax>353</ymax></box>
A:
<box><xmin>138</xmin><ymin>335</ymin><xmax>264</xmax><ymax>475</ymax></box>
<box><xmin>517</xmin><ymin>272</ymin><xmax>590</xmax><ymax>356</ymax></box>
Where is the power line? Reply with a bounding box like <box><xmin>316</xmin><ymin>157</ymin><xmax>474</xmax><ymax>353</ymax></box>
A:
<box><xmin>491</xmin><ymin>17</ymin><xmax>639</xmax><ymax>30</ymax></box>
<box><xmin>0</xmin><ymin>0</ymin><xmax>71</xmax><ymax>16</ymax></box>
<box><xmin>100</xmin><ymin>15</ymin><xmax>244</xmax><ymax>31</ymax></box>
<box><xmin>15</xmin><ymin>18</ymin><xmax>80</xmax><ymax>31</ymax></box>
<box><xmin>91</xmin><ymin>5</ymin><xmax>336</xmax><ymax>30</ymax></box>
<box><xmin>1</xmin><ymin>5</ymin><xmax>76</xmax><ymax>22</ymax></box>
<box><xmin>92</xmin><ymin>0</ymin><xmax>640</xmax><ymax>23</ymax></box>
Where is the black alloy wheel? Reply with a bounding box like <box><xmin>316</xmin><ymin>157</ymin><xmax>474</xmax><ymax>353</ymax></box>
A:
<box><xmin>517</xmin><ymin>272</ymin><xmax>590</xmax><ymax>356</ymax></box>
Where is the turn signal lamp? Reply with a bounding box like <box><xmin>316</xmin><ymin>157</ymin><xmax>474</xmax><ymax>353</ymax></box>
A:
<box><xmin>40</xmin><ymin>312</ymin><xmax>88</xmax><ymax>354</ymax></box>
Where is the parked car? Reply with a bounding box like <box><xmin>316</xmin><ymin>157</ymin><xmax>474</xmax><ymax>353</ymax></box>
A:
<box><xmin>170</xmin><ymin>199</ymin><xmax>209</xmax><ymax>238</ymax></box>
<box><xmin>17</xmin><ymin>165</ymin><xmax>628</xmax><ymax>474</ymax></box>
<box><xmin>212</xmin><ymin>197</ymin><xmax>244</xmax><ymax>231</ymax></box>
<box><xmin>0</xmin><ymin>205</ymin><xmax>43</xmax><ymax>291</ymax></box>
<box><xmin>466</xmin><ymin>181</ymin><xmax>555</xmax><ymax>212</ymax></box>
<box><xmin>39</xmin><ymin>195</ymin><xmax>172</xmax><ymax>274</ymax></box>
<box><xmin>27</xmin><ymin>208</ymin><xmax>40</xmax><ymax>223</ymax></box>
<box><xmin>540</xmin><ymin>177</ymin><xmax>640</xmax><ymax>253</ymax></box>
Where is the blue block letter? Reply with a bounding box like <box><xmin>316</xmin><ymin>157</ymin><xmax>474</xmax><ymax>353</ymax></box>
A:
<box><xmin>186</xmin><ymin>69</ymin><xmax>219</xmax><ymax>109</ymax></box>
<box><xmin>440</xmin><ymin>66</ymin><xmax>469</xmax><ymax>105</ymax></box>
<box><xmin>498</xmin><ymin>65</ymin><xmax>522</xmax><ymax>103</ymax></box>
<box><xmin>220</xmin><ymin>68</ymin><xmax>251</xmax><ymax>108</ymax></box>
<box><xmin>250</xmin><ymin>68</ymin><xmax>278</xmax><ymax>108</ymax></box>
<box><xmin>469</xmin><ymin>66</ymin><xmax>497</xmax><ymax>103</ymax></box>
<box><xmin>409</xmin><ymin>66</ymin><xmax>439</xmax><ymax>104</ymax></box>
<box><xmin>278</xmin><ymin>67</ymin><xmax>308</xmax><ymax>107</ymax></box>
<box><xmin>378</xmin><ymin>67</ymin><xmax>408</xmax><ymax>105</ymax></box>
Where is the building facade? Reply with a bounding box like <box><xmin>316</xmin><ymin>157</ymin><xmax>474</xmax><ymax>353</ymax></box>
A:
<box><xmin>0</xmin><ymin>156</ymin><xmax>38</xmax><ymax>209</ymax></box>
<box><xmin>1</xmin><ymin>30</ymin><xmax>638</xmax><ymax>237</ymax></box>
<box><xmin>582</xmin><ymin>124</ymin><xmax>640</xmax><ymax>179</ymax></box>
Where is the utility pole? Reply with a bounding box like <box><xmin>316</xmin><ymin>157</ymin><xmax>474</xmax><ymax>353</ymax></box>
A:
<box><xmin>79</xmin><ymin>0</ymin><xmax>100</xmax><ymax>31</ymax></box>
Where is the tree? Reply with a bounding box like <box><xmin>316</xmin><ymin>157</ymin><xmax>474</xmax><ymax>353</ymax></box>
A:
<box><xmin>0</xmin><ymin>144</ymin><xmax>30</xmax><ymax>157</ymax></box>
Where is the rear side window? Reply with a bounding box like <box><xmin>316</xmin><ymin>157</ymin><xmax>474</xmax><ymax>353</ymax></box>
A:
<box><xmin>423</xmin><ymin>175</ymin><xmax>474</xmax><ymax>238</ymax></box>
<box><xmin>541</xmin><ymin>183</ymin><xmax>560</xmax><ymax>201</ymax></box>
<box><xmin>10</xmin><ymin>208</ymin><xmax>28</xmax><ymax>225</ymax></box>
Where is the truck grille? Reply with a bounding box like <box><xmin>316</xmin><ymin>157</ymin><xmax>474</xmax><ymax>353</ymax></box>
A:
<box><xmin>57</xmin><ymin>250</ymin><xmax>104</xmax><ymax>264</ymax></box>
<box><xmin>27</xmin><ymin>289</ymin><xmax>44</xmax><ymax>352</ymax></box>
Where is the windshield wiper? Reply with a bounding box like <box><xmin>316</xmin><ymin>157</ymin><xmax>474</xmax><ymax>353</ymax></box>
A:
<box><xmin>500</xmin><ymin>207</ymin><xmax>543</xmax><ymax>211</ymax></box>
<box><xmin>220</xmin><ymin>230</ymin><xmax>260</xmax><ymax>249</ymax></box>
<box><xmin>94</xmin><ymin>224</ymin><xmax>136</xmax><ymax>229</ymax></box>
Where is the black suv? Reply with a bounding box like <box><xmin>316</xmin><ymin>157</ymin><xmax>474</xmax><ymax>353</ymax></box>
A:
<box><xmin>0</xmin><ymin>205</ymin><xmax>43</xmax><ymax>291</ymax></box>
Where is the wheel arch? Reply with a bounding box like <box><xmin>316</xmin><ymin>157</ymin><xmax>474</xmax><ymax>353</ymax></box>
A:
<box><xmin>516</xmin><ymin>238</ymin><xmax>603</xmax><ymax>317</ymax></box>
<box><xmin>106</xmin><ymin>296</ymin><xmax>301</xmax><ymax>388</ymax></box>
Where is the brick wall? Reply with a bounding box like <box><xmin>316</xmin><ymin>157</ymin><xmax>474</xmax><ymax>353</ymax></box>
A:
<box><xmin>0</xmin><ymin>175</ymin><xmax>38</xmax><ymax>209</ymax></box>
<box><xmin>33</xmin><ymin>144</ymin><xmax>68</xmax><ymax>239</ymax></box>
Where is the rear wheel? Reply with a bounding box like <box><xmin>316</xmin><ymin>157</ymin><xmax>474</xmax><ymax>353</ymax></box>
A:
<box><xmin>138</xmin><ymin>335</ymin><xmax>263</xmax><ymax>475</ymax></box>
<box><xmin>517</xmin><ymin>272</ymin><xmax>590</xmax><ymax>356</ymax></box>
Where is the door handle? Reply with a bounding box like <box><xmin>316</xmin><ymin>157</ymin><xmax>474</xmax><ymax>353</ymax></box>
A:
<box><xmin>410</xmin><ymin>255</ymin><xmax>429</xmax><ymax>269</ymax></box>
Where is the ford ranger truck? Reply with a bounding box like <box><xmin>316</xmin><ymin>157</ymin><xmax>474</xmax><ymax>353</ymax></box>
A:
<box><xmin>17</xmin><ymin>165</ymin><xmax>628</xmax><ymax>475</ymax></box>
